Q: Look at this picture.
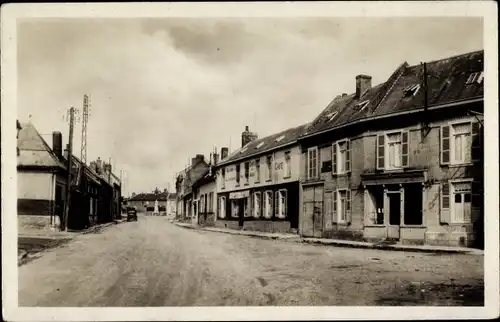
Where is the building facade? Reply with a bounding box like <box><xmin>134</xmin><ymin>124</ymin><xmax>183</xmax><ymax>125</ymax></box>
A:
<box><xmin>214</xmin><ymin>125</ymin><xmax>308</xmax><ymax>233</ymax></box>
<box><xmin>298</xmin><ymin>50</ymin><xmax>484</xmax><ymax>247</ymax></box>
<box><xmin>127</xmin><ymin>188</ymin><xmax>176</xmax><ymax>216</ymax></box>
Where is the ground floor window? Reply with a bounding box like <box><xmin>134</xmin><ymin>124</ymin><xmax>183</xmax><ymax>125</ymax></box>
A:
<box><xmin>365</xmin><ymin>187</ymin><xmax>384</xmax><ymax>225</ymax></box>
<box><xmin>244</xmin><ymin>197</ymin><xmax>251</xmax><ymax>217</ymax></box>
<box><xmin>219</xmin><ymin>196</ymin><xmax>226</xmax><ymax>218</ymax></box>
<box><xmin>275</xmin><ymin>189</ymin><xmax>287</xmax><ymax>219</ymax></box>
<box><xmin>264</xmin><ymin>191</ymin><xmax>273</xmax><ymax>219</ymax></box>
<box><xmin>253</xmin><ymin>192</ymin><xmax>261</xmax><ymax>218</ymax></box>
<box><xmin>404</xmin><ymin>183</ymin><xmax>423</xmax><ymax>225</ymax></box>
<box><xmin>231</xmin><ymin>199</ymin><xmax>239</xmax><ymax>218</ymax></box>
<box><xmin>452</xmin><ymin>181</ymin><xmax>472</xmax><ymax>223</ymax></box>
<box><xmin>336</xmin><ymin>189</ymin><xmax>351</xmax><ymax>223</ymax></box>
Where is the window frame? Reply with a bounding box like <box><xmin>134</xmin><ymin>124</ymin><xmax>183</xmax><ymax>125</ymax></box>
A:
<box><xmin>275</xmin><ymin>189</ymin><xmax>288</xmax><ymax>219</ymax></box>
<box><xmin>264</xmin><ymin>190</ymin><xmax>274</xmax><ymax>219</ymax></box>
<box><xmin>253</xmin><ymin>192</ymin><xmax>261</xmax><ymax>218</ymax></box>
<box><xmin>333</xmin><ymin>139</ymin><xmax>351</xmax><ymax>175</ymax></box>
<box><xmin>284</xmin><ymin>151</ymin><xmax>292</xmax><ymax>178</ymax></box>
<box><xmin>449</xmin><ymin>178</ymin><xmax>473</xmax><ymax>224</ymax></box>
<box><xmin>255</xmin><ymin>158</ymin><xmax>261</xmax><ymax>183</ymax></box>
<box><xmin>335</xmin><ymin>188</ymin><xmax>351</xmax><ymax>224</ymax></box>
<box><xmin>266</xmin><ymin>156</ymin><xmax>273</xmax><ymax>181</ymax></box>
<box><xmin>221</xmin><ymin>168</ymin><xmax>226</xmax><ymax>189</ymax></box>
<box><xmin>379</xmin><ymin>129</ymin><xmax>409</xmax><ymax>170</ymax></box>
<box><xmin>235</xmin><ymin>164</ymin><xmax>241</xmax><ymax>186</ymax></box>
<box><xmin>307</xmin><ymin>146</ymin><xmax>319</xmax><ymax>180</ymax></box>
<box><xmin>244</xmin><ymin>161</ymin><xmax>250</xmax><ymax>184</ymax></box>
<box><xmin>219</xmin><ymin>196</ymin><xmax>226</xmax><ymax>219</ymax></box>
<box><xmin>449</xmin><ymin>120</ymin><xmax>472</xmax><ymax>166</ymax></box>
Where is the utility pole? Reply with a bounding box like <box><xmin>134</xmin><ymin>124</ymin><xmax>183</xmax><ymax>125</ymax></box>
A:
<box><xmin>80</xmin><ymin>94</ymin><xmax>90</xmax><ymax>164</ymax></box>
<box><xmin>63</xmin><ymin>106</ymin><xmax>75</xmax><ymax>231</ymax></box>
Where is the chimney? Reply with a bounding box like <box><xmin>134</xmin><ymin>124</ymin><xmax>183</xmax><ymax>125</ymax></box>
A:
<box><xmin>356</xmin><ymin>74</ymin><xmax>372</xmax><ymax>99</ymax></box>
<box><xmin>52</xmin><ymin>131</ymin><xmax>62</xmax><ymax>157</ymax></box>
<box><xmin>89</xmin><ymin>161</ymin><xmax>97</xmax><ymax>172</ymax></box>
<box><xmin>96</xmin><ymin>157</ymin><xmax>103</xmax><ymax>174</ymax></box>
<box><xmin>196</xmin><ymin>154</ymin><xmax>204</xmax><ymax>162</ymax></box>
<box><xmin>104</xmin><ymin>163</ymin><xmax>112</xmax><ymax>174</ymax></box>
<box><xmin>213</xmin><ymin>152</ymin><xmax>219</xmax><ymax>165</ymax></box>
<box><xmin>64</xmin><ymin>144</ymin><xmax>69</xmax><ymax>160</ymax></box>
<box><xmin>241</xmin><ymin>125</ymin><xmax>258</xmax><ymax>147</ymax></box>
<box><xmin>342</xmin><ymin>93</ymin><xmax>348</xmax><ymax>97</ymax></box>
<box><xmin>221</xmin><ymin>147</ymin><xmax>229</xmax><ymax>160</ymax></box>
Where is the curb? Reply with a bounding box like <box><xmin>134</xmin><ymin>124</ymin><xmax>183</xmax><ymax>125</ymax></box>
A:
<box><xmin>174</xmin><ymin>222</ymin><xmax>482</xmax><ymax>255</ymax></box>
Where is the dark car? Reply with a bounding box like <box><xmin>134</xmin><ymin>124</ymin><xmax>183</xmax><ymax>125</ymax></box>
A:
<box><xmin>127</xmin><ymin>206</ymin><xmax>138</xmax><ymax>222</ymax></box>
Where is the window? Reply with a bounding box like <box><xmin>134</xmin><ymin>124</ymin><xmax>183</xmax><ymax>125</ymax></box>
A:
<box><xmin>355</xmin><ymin>100</ymin><xmax>370</xmax><ymax>110</ymax></box>
<box><xmin>365</xmin><ymin>187</ymin><xmax>384</xmax><ymax>225</ymax></box>
<box><xmin>219</xmin><ymin>196</ymin><xmax>226</xmax><ymax>218</ymax></box>
<box><xmin>264</xmin><ymin>190</ymin><xmax>273</xmax><ymax>219</ymax></box>
<box><xmin>236</xmin><ymin>164</ymin><xmax>241</xmax><ymax>185</ymax></box>
<box><xmin>255</xmin><ymin>159</ymin><xmax>261</xmax><ymax>182</ymax></box>
<box><xmin>208</xmin><ymin>192</ymin><xmax>213</xmax><ymax>212</ymax></box>
<box><xmin>244</xmin><ymin>162</ymin><xmax>250</xmax><ymax>184</ymax></box>
<box><xmin>403</xmin><ymin>84</ymin><xmax>420</xmax><ymax>97</ymax></box>
<box><xmin>200</xmin><ymin>194</ymin><xmax>205</xmax><ymax>213</ymax></box>
<box><xmin>231</xmin><ymin>199</ymin><xmax>239</xmax><ymax>218</ymax></box>
<box><xmin>441</xmin><ymin>121</ymin><xmax>481</xmax><ymax>165</ymax></box>
<box><xmin>240</xmin><ymin>147</ymin><xmax>248</xmax><ymax>154</ymax></box>
<box><xmin>266</xmin><ymin>156</ymin><xmax>273</xmax><ymax>181</ymax></box>
<box><xmin>403</xmin><ymin>183</ymin><xmax>423</xmax><ymax>225</ymax></box>
<box><xmin>253</xmin><ymin>192</ymin><xmax>261</xmax><ymax>218</ymax></box>
<box><xmin>275</xmin><ymin>135</ymin><xmax>285</xmax><ymax>142</ymax></box>
<box><xmin>376</xmin><ymin>131</ymin><xmax>409</xmax><ymax>170</ymax></box>
<box><xmin>284</xmin><ymin>151</ymin><xmax>291</xmax><ymax>178</ymax></box>
<box><xmin>335</xmin><ymin>189</ymin><xmax>351</xmax><ymax>223</ymax></box>
<box><xmin>275</xmin><ymin>189</ymin><xmax>287</xmax><ymax>219</ymax></box>
<box><xmin>244</xmin><ymin>197</ymin><xmax>251</xmax><ymax>217</ymax></box>
<box><xmin>221</xmin><ymin>168</ymin><xmax>226</xmax><ymax>189</ymax></box>
<box><xmin>307</xmin><ymin>147</ymin><xmax>319</xmax><ymax>179</ymax></box>
<box><xmin>256</xmin><ymin>142</ymin><xmax>264</xmax><ymax>149</ymax></box>
<box><xmin>333</xmin><ymin>140</ymin><xmax>350</xmax><ymax>174</ymax></box>
<box><xmin>326</xmin><ymin>111</ymin><xmax>338</xmax><ymax>121</ymax></box>
<box><xmin>452</xmin><ymin>181</ymin><xmax>472</xmax><ymax>223</ymax></box>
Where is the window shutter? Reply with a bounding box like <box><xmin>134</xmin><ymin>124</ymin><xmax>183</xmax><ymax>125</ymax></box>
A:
<box><xmin>275</xmin><ymin>191</ymin><xmax>279</xmax><ymax>217</ymax></box>
<box><xmin>440</xmin><ymin>182</ymin><xmax>450</xmax><ymax>224</ymax></box>
<box><xmin>284</xmin><ymin>190</ymin><xmax>288</xmax><ymax>217</ymax></box>
<box><xmin>346</xmin><ymin>189</ymin><xmax>352</xmax><ymax>224</ymax></box>
<box><xmin>332</xmin><ymin>191</ymin><xmax>337</xmax><ymax>223</ymax></box>
<box><xmin>401</xmin><ymin>131</ymin><xmax>409</xmax><ymax>167</ymax></box>
<box><xmin>471</xmin><ymin>122</ymin><xmax>482</xmax><ymax>162</ymax></box>
<box><xmin>346</xmin><ymin>140</ymin><xmax>351</xmax><ymax>172</ymax></box>
<box><xmin>376</xmin><ymin>134</ymin><xmax>385</xmax><ymax>170</ymax></box>
<box><xmin>332</xmin><ymin>142</ymin><xmax>337</xmax><ymax>175</ymax></box>
<box><xmin>441</xmin><ymin>125</ymin><xmax>450</xmax><ymax>165</ymax></box>
<box><xmin>471</xmin><ymin>181</ymin><xmax>482</xmax><ymax>208</ymax></box>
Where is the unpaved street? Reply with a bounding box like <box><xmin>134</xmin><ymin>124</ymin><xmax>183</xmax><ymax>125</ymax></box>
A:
<box><xmin>18</xmin><ymin>215</ymin><xmax>484</xmax><ymax>306</ymax></box>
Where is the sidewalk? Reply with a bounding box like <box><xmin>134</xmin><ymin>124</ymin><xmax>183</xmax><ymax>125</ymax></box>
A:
<box><xmin>173</xmin><ymin>222</ymin><xmax>484</xmax><ymax>256</ymax></box>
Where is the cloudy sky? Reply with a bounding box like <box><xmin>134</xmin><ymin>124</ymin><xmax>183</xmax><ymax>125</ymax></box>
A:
<box><xmin>17</xmin><ymin>17</ymin><xmax>483</xmax><ymax>195</ymax></box>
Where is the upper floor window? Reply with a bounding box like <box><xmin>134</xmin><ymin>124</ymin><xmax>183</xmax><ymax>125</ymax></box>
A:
<box><xmin>466</xmin><ymin>71</ymin><xmax>484</xmax><ymax>85</ymax></box>
<box><xmin>255</xmin><ymin>159</ymin><xmax>261</xmax><ymax>182</ymax></box>
<box><xmin>208</xmin><ymin>192</ymin><xmax>213</xmax><ymax>212</ymax></box>
<box><xmin>236</xmin><ymin>164</ymin><xmax>241</xmax><ymax>185</ymax></box>
<box><xmin>376</xmin><ymin>130</ymin><xmax>409</xmax><ymax>171</ymax></box>
<box><xmin>266</xmin><ymin>156</ymin><xmax>273</xmax><ymax>181</ymax></box>
<box><xmin>307</xmin><ymin>147</ymin><xmax>319</xmax><ymax>179</ymax></box>
<box><xmin>284</xmin><ymin>151</ymin><xmax>292</xmax><ymax>178</ymax></box>
<box><xmin>332</xmin><ymin>139</ymin><xmax>351</xmax><ymax>175</ymax></box>
<box><xmin>244</xmin><ymin>162</ymin><xmax>250</xmax><ymax>184</ymax></box>
<box><xmin>441</xmin><ymin>121</ymin><xmax>482</xmax><ymax>166</ymax></box>
<box><xmin>221</xmin><ymin>168</ymin><xmax>226</xmax><ymax>189</ymax></box>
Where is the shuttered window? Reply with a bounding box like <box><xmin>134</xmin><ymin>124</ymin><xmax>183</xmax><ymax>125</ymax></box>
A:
<box><xmin>441</xmin><ymin>125</ymin><xmax>450</xmax><ymax>165</ymax></box>
<box><xmin>471</xmin><ymin>122</ymin><xmax>482</xmax><ymax>162</ymax></box>
<box><xmin>376</xmin><ymin>134</ymin><xmax>385</xmax><ymax>170</ymax></box>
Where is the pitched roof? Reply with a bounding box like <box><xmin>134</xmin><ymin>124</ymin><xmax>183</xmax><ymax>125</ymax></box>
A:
<box><xmin>217</xmin><ymin>123</ymin><xmax>310</xmax><ymax>166</ymax></box>
<box><xmin>129</xmin><ymin>191</ymin><xmax>176</xmax><ymax>202</ymax></box>
<box><xmin>17</xmin><ymin>122</ymin><xmax>66</xmax><ymax>169</ymax></box>
<box><xmin>301</xmin><ymin>50</ymin><xmax>484</xmax><ymax>138</ymax></box>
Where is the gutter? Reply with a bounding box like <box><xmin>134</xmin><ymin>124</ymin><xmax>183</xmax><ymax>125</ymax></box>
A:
<box><xmin>299</xmin><ymin>97</ymin><xmax>483</xmax><ymax>140</ymax></box>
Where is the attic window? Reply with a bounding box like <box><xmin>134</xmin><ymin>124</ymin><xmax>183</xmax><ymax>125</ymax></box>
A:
<box><xmin>240</xmin><ymin>147</ymin><xmax>248</xmax><ymax>154</ymax></box>
<box><xmin>255</xmin><ymin>142</ymin><xmax>264</xmax><ymax>149</ymax></box>
<box><xmin>403</xmin><ymin>84</ymin><xmax>421</xmax><ymax>97</ymax></box>
<box><xmin>326</xmin><ymin>111</ymin><xmax>338</xmax><ymax>121</ymax></box>
<box><xmin>466</xmin><ymin>71</ymin><xmax>484</xmax><ymax>85</ymax></box>
<box><xmin>356</xmin><ymin>100</ymin><xmax>370</xmax><ymax>110</ymax></box>
<box><xmin>275</xmin><ymin>135</ymin><xmax>285</xmax><ymax>142</ymax></box>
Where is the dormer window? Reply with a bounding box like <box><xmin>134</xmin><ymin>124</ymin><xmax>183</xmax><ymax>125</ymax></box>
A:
<box><xmin>403</xmin><ymin>84</ymin><xmax>420</xmax><ymax>97</ymax></box>
<box><xmin>275</xmin><ymin>135</ymin><xmax>285</xmax><ymax>142</ymax></box>
<box><xmin>466</xmin><ymin>71</ymin><xmax>484</xmax><ymax>85</ymax></box>
<box><xmin>240</xmin><ymin>147</ymin><xmax>248</xmax><ymax>154</ymax></box>
<box><xmin>255</xmin><ymin>142</ymin><xmax>264</xmax><ymax>149</ymax></box>
<box><xmin>355</xmin><ymin>100</ymin><xmax>370</xmax><ymax>110</ymax></box>
<box><xmin>326</xmin><ymin>111</ymin><xmax>338</xmax><ymax>121</ymax></box>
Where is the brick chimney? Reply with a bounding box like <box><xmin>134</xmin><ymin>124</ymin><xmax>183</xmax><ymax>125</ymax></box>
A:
<box><xmin>52</xmin><ymin>131</ymin><xmax>62</xmax><ymax>157</ymax></box>
<box><xmin>191</xmin><ymin>154</ymin><xmax>204</xmax><ymax>166</ymax></box>
<box><xmin>221</xmin><ymin>147</ymin><xmax>229</xmax><ymax>160</ymax></box>
<box><xmin>89</xmin><ymin>161</ymin><xmax>97</xmax><ymax>173</ymax></box>
<box><xmin>96</xmin><ymin>157</ymin><xmax>103</xmax><ymax>174</ymax></box>
<box><xmin>213</xmin><ymin>152</ymin><xmax>219</xmax><ymax>165</ymax></box>
<box><xmin>356</xmin><ymin>75</ymin><xmax>372</xmax><ymax>99</ymax></box>
<box><xmin>64</xmin><ymin>144</ymin><xmax>69</xmax><ymax>160</ymax></box>
<box><xmin>241</xmin><ymin>125</ymin><xmax>258</xmax><ymax>147</ymax></box>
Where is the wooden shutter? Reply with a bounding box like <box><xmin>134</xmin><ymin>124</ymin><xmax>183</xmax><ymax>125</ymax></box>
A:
<box><xmin>441</xmin><ymin>125</ymin><xmax>450</xmax><ymax>165</ymax></box>
<box><xmin>332</xmin><ymin>142</ymin><xmax>337</xmax><ymax>175</ymax></box>
<box><xmin>440</xmin><ymin>182</ymin><xmax>450</xmax><ymax>224</ymax></box>
<box><xmin>275</xmin><ymin>191</ymin><xmax>279</xmax><ymax>217</ymax></box>
<box><xmin>324</xmin><ymin>191</ymin><xmax>333</xmax><ymax>224</ymax></box>
<box><xmin>471</xmin><ymin>122</ymin><xmax>482</xmax><ymax>162</ymax></box>
<box><xmin>346</xmin><ymin>189</ymin><xmax>352</xmax><ymax>224</ymax></box>
<box><xmin>401</xmin><ymin>131</ymin><xmax>409</xmax><ymax>167</ymax></box>
<box><xmin>332</xmin><ymin>190</ymin><xmax>337</xmax><ymax>223</ymax></box>
<box><xmin>376</xmin><ymin>134</ymin><xmax>385</xmax><ymax>170</ymax></box>
<box><xmin>283</xmin><ymin>190</ymin><xmax>288</xmax><ymax>217</ymax></box>
<box><xmin>345</xmin><ymin>140</ymin><xmax>351</xmax><ymax>172</ymax></box>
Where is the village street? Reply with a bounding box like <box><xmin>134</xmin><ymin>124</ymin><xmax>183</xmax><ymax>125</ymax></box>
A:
<box><xmin>18</xmin><ymin>215</ymin><xmax>484</xmax><ymax>307</ymax></box>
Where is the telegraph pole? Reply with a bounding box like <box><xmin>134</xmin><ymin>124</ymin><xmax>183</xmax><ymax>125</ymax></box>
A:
<box><xmin>63</xmin><ymin>107</ymin><xmax>75</xmax><ymax>231</ymax></box>
<box><xmin>80</xmin><ymin>94</ymin><xmax>90</xmax><ymax>164</ymax></box>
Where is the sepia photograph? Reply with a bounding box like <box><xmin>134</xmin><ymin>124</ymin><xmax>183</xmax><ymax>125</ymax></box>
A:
<box><xmin>1</xmin><ymin>1</ymin><xmax>498</xmax><ymax>321</ymax></box>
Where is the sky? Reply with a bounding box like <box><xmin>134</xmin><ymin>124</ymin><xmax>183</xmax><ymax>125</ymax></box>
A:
<box><xmin>17</xmin><ymin>17</ymin><xmax>483</xmax><ymax>196</ymax></box>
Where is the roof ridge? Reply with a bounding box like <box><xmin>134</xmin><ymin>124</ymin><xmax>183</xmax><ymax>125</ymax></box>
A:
<box><xmin>408</xmin><ymin>49</ymin><xmax>484</xmax><ymax>68</ymax></box>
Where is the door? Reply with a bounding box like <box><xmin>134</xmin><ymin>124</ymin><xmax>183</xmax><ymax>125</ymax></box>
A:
<box><xmin>387</xmin><ymin>192</ymin><xmax>401</xmax><ymax>240</ymax></box>
<box><xmin>301</xmin><ymin>185</ymin><xmax>324</xmax><ymax>237</ymax></box>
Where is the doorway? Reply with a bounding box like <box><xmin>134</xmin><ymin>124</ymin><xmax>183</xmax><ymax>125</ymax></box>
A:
<box><xmin>387</xmin><ymin>192</ymin><xmax>401</xmax><ymax>240</ymax></box>
<box><xmin>301</xmin><ymin>185</ymin><xmax>324</xmax><ymax>238</ymax></box>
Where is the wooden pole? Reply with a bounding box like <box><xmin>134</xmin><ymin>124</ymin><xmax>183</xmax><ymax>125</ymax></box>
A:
<box><xmin>63</xmin><ymin>107</ymin><xmax>75</xmax><ymax>231</ymax></box>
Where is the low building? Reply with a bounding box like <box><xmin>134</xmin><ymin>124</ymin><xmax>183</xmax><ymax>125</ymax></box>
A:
<box><xmin>298</xmin><ymin>50</ymin><xmax>484</xmax><ymax>247</ymax></box>
<box><xmin>214</xmin><ymin>125</ymin><xmax>308</xmax><ymax>233</ymax></box>
<box><xmin>127</xmin><ymin>188</ymin><xmax>176</xmax><ymax>216</ymax></box>
<box><xmin>192</xmin><ymin>153</ymin><xmax>218</xmax><ymax>227</ymax></box>
<box><xmin>17</xmin><ymin>124</ymin><xmax>67</xmax><ymax>232</ymax></box>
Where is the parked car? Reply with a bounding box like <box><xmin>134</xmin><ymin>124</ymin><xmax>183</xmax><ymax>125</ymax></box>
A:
<box><xmin>127</xmin><ymin>206</ymin><xmax>138</xmax><ymax>222</ymax></box>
